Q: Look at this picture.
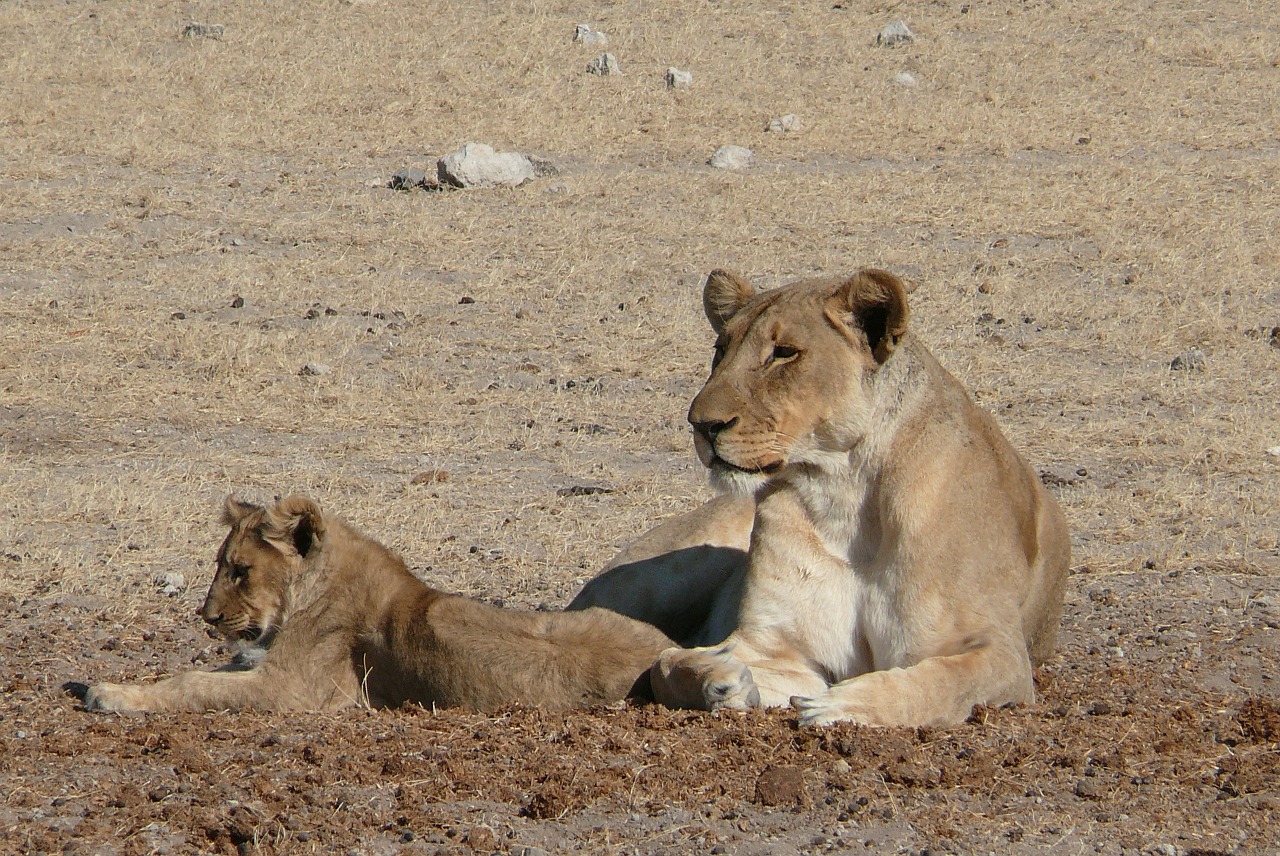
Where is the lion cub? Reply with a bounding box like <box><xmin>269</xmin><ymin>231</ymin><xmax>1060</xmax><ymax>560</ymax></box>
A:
<box><xmin>85</xmin><ymin>496</ymin><xmax>673</xmax><ymax>713</ymax></box>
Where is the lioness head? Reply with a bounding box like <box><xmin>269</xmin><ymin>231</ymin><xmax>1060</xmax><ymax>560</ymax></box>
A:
<box><xmin>689</xmin><ymin>268</ymin><xmax>910</xmax><ymax>493</ymax></box>
<box><xmin>199</xmin><ymin>495</ymin><xmax>326</xmax><ymax>646</ymax></box>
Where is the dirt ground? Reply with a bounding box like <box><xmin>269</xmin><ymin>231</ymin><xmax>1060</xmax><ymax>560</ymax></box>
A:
<box><xmin>2</xmin><ymin>0</ymin><xmax>1278</xmax><ymax>853</ymax></box>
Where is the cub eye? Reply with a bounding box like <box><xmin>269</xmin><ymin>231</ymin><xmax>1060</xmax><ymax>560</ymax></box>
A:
<box><xmin>769</xmin><ymin>345</ymin><xmax>800</xmax><ymax>364</ymax></box>
<box><xmin>229</xmin><ymin>563</ymin><xmax>250</xmax><ymax>583</ymax></box>
<box><xmin>711</xmin><ymin>343</ymin><xmax>727</xmax><ymax>368</ymax></box>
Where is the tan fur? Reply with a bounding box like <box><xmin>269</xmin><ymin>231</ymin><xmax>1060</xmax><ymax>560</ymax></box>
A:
<box><xmin>577</xmin><ymin>268</ymin><xmax>1070</xmax><ymax>727</ymax></box>
<box><xmin>85</xmin><ymin>496</ymin><xmax>673</xmax><ymax>713</ymax></box>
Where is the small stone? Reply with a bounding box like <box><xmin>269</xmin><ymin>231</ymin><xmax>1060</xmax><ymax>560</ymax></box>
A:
<box><xmin>893</xmin><ymin>71</ymin><xmax>918</xmax><ymax>87</ymax></box>
<box><xmin>573</xmin><ymin>24</ymin><xmax>608</xmax><ymax>47</ymax></box>
<box><xmin>458</xmin><ymin>296</ymin><xmax>475</xmax><ymax>305</ymax></box>
<box><xmin>230</xmin><ymin>295</ymin><xmax>244</xmax><ymax>309</ymax></box>
<box><xmin>153</xmin><ymin>572</ymin><xmax>186</xmax><ymax>597</ymax></box>
<box><xmin>299</xmin><ymin>362</ymin><xmax>331</xmax><ymax>377</ymax></box>
<box><xmin>437</xmin><ymin>143</ymin><xmax>536</xmax><ymax>189</ymax></box>
<box><xmin>557</xmin><ymin>484</ymin><xmax>614</xmax><ymax>498</ymax></box>
<box><xmin>1169</xmin><ymin>348</ymin><xmax>1206</xmax><ymax>372</ymax></box>
<box><xmin>1267</xmin><ymin>446</ymin><xmax>1280</xmax><ymax>458</ymax></box>
<box><xmin>390</xmin><ymin>167</ymin><xmax>428</xmax><ymax>190</ymax></box>
<box><xmin>586</xmin><ymin>52</ymin><xmax>621</xmax><ymax>76</ymax></box>
<box><xmin>463</xmin><ymin>827</ymin><xmax>496</xmax><ymax>851</ymax></box>
<box><xmin>665</xmin><ymin>67</ymin><xmax>693</xmax><ymax>89</ymax></box>
<box><xmin>170</xmin><ymin>311</ymin><xmax>186</xmax><ymax>321</ymax></box>
<box><xmin>1074</xmin><ymin>778</ymin><xmax>1101</xmax><ymax>799</ymax></box>
<box><xmin>182</xmin><ymin>22</ymin><xmax>225</xmax><ymax>39</ymax></box>
<box><xmin>767</xmin><ymin>114</ymin><xmax>802</xmax><ymax>133</ymax></box>
<box><xmin>411</xmin><ymin>469</ymin><xmax>449</xmax><ymax>485</ymax></box>
<box><xmin>877</xmin><ymin>20</ymin><xmax>914</xmax><ymax>47</ymax></box>
<box><xmin>709</xmin><ymin>145</ymin><xmax>753</xmax><ymax>171</ymax></box>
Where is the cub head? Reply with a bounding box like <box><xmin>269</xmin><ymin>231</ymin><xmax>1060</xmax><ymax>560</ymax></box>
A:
<box><xmin>199</xmin><ymin>495</ymin><xmax>326</xmax><ymax>646</ymax></box>
<box><xmin>689</xmin><ymin>268</ymin><xmax>910</xmax><ymax>493</ymax></box>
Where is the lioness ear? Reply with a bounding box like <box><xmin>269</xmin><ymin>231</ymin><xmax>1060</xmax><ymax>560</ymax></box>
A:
<box><xmin>703</xmin><ymin>269</ymin><xmax>756</xmax><ymax>334</ymax></box>
<box><xmin>221</xmin><ymin>496</ymin><xmax>261</xmax><ymax>527</ymax></box>
<box><xmin>834</xmin><ymin>269</ymin><xmax>910</xmax><ymax>363</ymax></box>
<box><xmin>263</xmin><ymin>496</ymin><xmax>326</xmax><ymax>558</ymax></box>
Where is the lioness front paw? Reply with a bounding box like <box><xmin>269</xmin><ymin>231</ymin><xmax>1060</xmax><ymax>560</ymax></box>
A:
<box><xmin>792</xmin><ymin>692</ymin><xmax>867</xmax><ymax>727</ymax></box>
<box><xmin>84</xmin><ymin>682</ymin><xmax>148</xmax><ymax>712</ymax></box>
<box><xmin>651</xmin><ymin>646</ymin><xmax>761</xmax><ymax>711</ymax></box>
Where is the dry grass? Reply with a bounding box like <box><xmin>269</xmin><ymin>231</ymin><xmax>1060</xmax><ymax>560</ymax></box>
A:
<box><xmin>2</xmin><ymin>0</ymin><xmax>1277</xmax><ymax>618</ymax></box>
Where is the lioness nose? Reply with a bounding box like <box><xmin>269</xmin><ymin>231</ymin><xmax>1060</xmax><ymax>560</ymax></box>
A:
<box><xmin>690</xmin><ymin>416</ymin><xmax>738</xmax><ymax>443</ymax></box>
<box><xmin>198</xmin><ymin>605</ymin><xmax>221</xmax><ymax>625</ymax></box>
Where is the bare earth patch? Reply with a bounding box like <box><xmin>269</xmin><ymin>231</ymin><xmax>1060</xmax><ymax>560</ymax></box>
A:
<box><xmin>1</xmin><ymin>0</ymin><xmax>1277</xmax><ymax>853</ymax></box>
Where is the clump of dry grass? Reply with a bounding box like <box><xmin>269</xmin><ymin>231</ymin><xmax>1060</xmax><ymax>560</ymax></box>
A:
<box><xmin>1</xmin><ymin>0</ymin><xmax>1276</xmax><ymax>613</ymax></box>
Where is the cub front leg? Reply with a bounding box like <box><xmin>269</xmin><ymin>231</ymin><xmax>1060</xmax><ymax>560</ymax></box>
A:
<box><xmin>85</xmin><ymin>669</ymin><xmax>279</xmax><ymax>713</ymax></box>
<box><xmin>793</xmin><ymin>640</ymin><xmax>1035</xmax><ymax>728</ymax></box>
<box><xmin>650</xmin><ymin>640</ymin><xmax>828</xmax><ymax>712</ymax></box>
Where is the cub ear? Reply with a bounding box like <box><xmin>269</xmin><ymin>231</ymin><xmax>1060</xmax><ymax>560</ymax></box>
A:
<box><xmin>833</xmin><ymin>269</ymin><xmax>910</xmax><ymax>363</ymax></box>
<box><xmin>702</xmin><ymin>269</ymin><xmax>756</xmax><ymax>334</ymax></box>
<box><xmin>263</xmin><ymin>496</ymin><xmax>326</xmax><ymax>559</ymax></box>
<box><xmin>221</xmin><ymin>496</ymin><xmax>262</xmax><ymax>527</ymax></box>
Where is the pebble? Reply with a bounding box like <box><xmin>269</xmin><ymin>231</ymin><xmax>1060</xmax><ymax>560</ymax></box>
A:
<box><xmin>1169</xmin><ymin>347</ymin><xmax>1206</xmax><ymax>372</ymax></box>
<box><xmin>573</xmin><ymin>24</ymin><xmax>608</xmax><ymax>47</ymax></box>
<box><xmin>299</xmin><ymin>363</ymin><xmax>331</xmax><ymax>377</ymax></box>
<box><xmin>437</xmin><ymin>143</ymin><xmax>536</xmax><ymax>189</ymax></box>
<box><xmin>709</xmin><ymin>144</ymin><xmax>753</xmax><ymax>170</ymax></box>
<box><xmin>182</xmin><ymin>22</ymin><xmax>225</xmax><ymax>39</ymax></box>
<box><xmin>389</xmin><ymin>167</ymin><xmax>429</xmax><ymax>190</ymax></box>
<box><xmin>586</xmin><ymin>52</ymin><xmax>622</xmax><ymax>76</ymax></box>
<box><xmin>894</xmin><ymin>71</ymin><xmax>918</xmax><ymax>87</ymax></box>
<box><xmin>665</xmin><ymin>67</ymin><xmax>693</xmax><ymax>89</ymax></box>
<box><xmin>767</xmin><ymin>113</ymin><xmax>802</xmax><ymax>133</ymax></box>
<box><xmin>877</xmin><ymin>20</ymin><xmax>914</xmax><ymax>47</ymax></box>
<box><xmin>153</xmin><ymin>572</ymin><xmax>186</xmax><ymax>597</ymax></box>
<box><xmin>1265</xmin><ymin>446</ymin><xmax>1280</xmax><ymax>458</ymax></box>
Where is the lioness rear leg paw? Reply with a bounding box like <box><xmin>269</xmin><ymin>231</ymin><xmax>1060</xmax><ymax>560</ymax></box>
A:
<box><xmin>651</xmin><ymin>645</ymin><xmax>760</xmax><ymax>711</ymax></box>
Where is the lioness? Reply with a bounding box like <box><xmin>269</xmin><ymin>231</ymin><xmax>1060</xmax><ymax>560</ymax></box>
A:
<box><xmin>85</xmin><ymin>496</ymin><xmax>673</xmax><ymax>713</ymax></box>
<box><xmin>571</xmin><ymin>268</ymin><xmax>1069</xmax><ymax>727</ymax></box>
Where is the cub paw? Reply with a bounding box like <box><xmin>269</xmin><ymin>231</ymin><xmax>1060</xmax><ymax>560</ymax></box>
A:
<box><xmin>84</xmin><ymin>682</ymin><xmax>145</xmax><ymax>713</ymax></box>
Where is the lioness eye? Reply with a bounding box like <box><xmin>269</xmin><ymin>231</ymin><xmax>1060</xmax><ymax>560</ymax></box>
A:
<box><xmin>771</xmin><ymin>345</ymin><xmax>799</xmax><ymax>363</ymax></box>
<box><xmin>712</xmin><ymin>343</ymin><xmax>727</xmax><ymax>367</ymax></box>
<box><xmin>229</xmin><ymin>563</ymin><xmax>249</xmax><ymax>583</ymax></box>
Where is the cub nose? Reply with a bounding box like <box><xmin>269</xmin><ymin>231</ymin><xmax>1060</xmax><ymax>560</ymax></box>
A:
<box><xmin>198</xmin><ymin>604</ymin><xmax>222</xmax><ymax>625</ymax></box>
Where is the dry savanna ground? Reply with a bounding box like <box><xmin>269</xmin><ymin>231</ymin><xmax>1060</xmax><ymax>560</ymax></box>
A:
<box><xmin>1</xmin><ymin>0</ymin><xmax>1278</xmax><ymax>853</ymax></box>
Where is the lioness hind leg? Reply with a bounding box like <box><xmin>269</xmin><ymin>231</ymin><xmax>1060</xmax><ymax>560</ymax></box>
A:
<box><xmin>792</xmin><ymin>644</ymin><xmax>1035</xmax><ymax>728</ymax></box>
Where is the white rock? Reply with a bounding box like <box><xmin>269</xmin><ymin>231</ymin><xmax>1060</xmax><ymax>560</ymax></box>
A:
<box><xmin>767</xmin><ymin>114</ymin><xmax>802</xmax><ymax>133</ymax></box>
<box><xmin>1169</xmin><ymin>348</ymin><xmax>1206</xmax><ymax>372</ymax></box>
<box><xmin>877</xmin><ymin>20</ymin><xmax>915</xmax><ymax>47</ymax></box>
<box><xmin>299</xmin><ymin>362</ymin><xmax>331</xmax><ymax>376</ymax></box>
<box><xmin>436</xmin><ymin>142</ymin><xmax>536</xmax><ymax>189</ymax></box>
<box><xmin>708</xmin><ymin>145</ymin><xmax>753</xmax><ymax>170</ymax></box>
<box><xmin>586</xmin><ymin>52</ymin><xmax>621</xmax><ymax>76</ymax></box>
<box><xmin>665</xmin><ymin>67</ymin><xmax>693</xmax><ymax>89</ymax></box>
<box><xmin>573</xmin><ymin>24</ymin><xmax>608</xmax><ymax>47</ymax></box>
<box><xmin>1266</xmin><ymin>446</ymin><xmax>1280</xmax><ymax>458</ymax></box>
<box><xmin>893</xmin><ymin>71</ymin><xmax>918</xmax><ymax>87</ymax></box>
<box><xmin>154</xmin><ymin>572</ymin><xmax>186</xmax><ymax>597</ymax></box>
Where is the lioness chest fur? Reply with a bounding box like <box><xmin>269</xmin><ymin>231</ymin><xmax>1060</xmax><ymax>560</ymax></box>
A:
<box><xmin>572</xmin><ymin>268</ymin><xmax>1070</xmax><ymax>727</ymax></box>
<box><xmin>85</xmin><ymin>496</ymin><xmax>673</xmax><ymax>713</ymax></box>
